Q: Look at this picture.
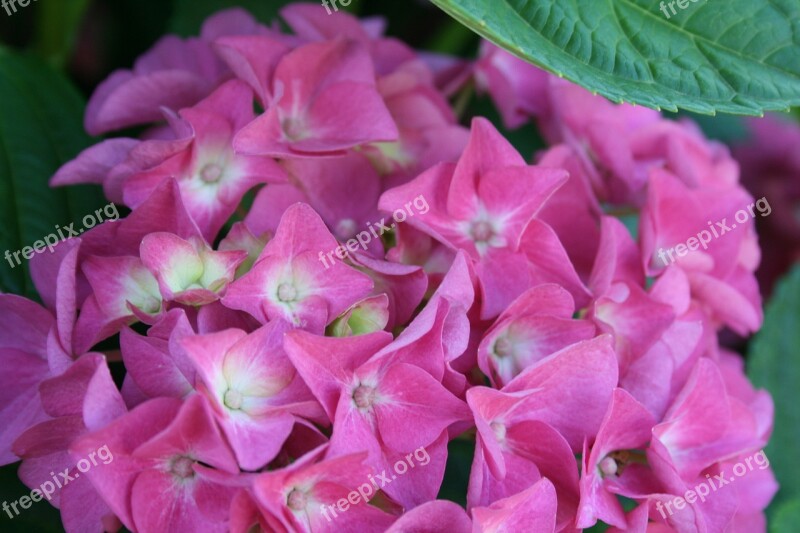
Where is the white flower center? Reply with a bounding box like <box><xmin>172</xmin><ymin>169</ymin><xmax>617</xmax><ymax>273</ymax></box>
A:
<box><xmin>223</xmin><ymin>389</ymin><xmax>244</xmax><ymax>410</ymax></box>
<box><xmin>353</xmin><ymin>385</ymin><xmax>376</xmax><ymax>409</ymax></box>
<box><xmin>470</xmin><ymin>220</ymin><xmax>495</xmax><ymax>242</ymax></box>
<box><xmin>287</xmin><ymin>489</ymin><xmax>307</xmax><ymax>511</ymax></box>
<box><xmin>336</xmin><ymin>218</ymin><xmax>358</xmax><ymax>240</ymax></box>
<box><xmin>493</xmin><ymin>336</ymin><xmax>513</xmax><ymax>358</ymax></box>
<box><xmin>599</xmin><ymin>456</ymin><xmax>618</xmax><ymax>477</ymax></box>
<box><xmin>200</xmin><ymin>163</ymin><xmax>223</xmax><ymax>183</ymax></box>
<box><xmin>490</xmin><ymin>421</ymin><xmax>507</xmax><ymax>441</ymax></box>
<box><xmin>169</xmin><ymin>456</ymin><xmax>195</xmax><ymax>480</ymax></box>
<box><xmin>277</xmin><ymin>283</ymin><xmax>298</xmax><ymax>302</ymax></box>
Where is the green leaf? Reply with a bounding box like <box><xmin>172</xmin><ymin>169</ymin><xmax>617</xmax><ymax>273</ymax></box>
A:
<box><xmin>771</xmin><ymin>498</ymin><xmax>800</xmax><ymax>532</ymax></box>
<box><xmin>748</xmin><ymin>265</ymin><xmax>800</xmax><ymax>515</ymax></box>
<box><xmin>0</xmin><ymin>49</ymin><xmax>106</xmax><ymax>298</ymax></box>
<box><xmin>169</xmin><ymin>0</ymin><xmax>297</xmax><ymax>36</ymax></box>
<box><xmin>429</xmin><ymin>0</ymin><xmax>800</xmax><ymax>115</ymax></box>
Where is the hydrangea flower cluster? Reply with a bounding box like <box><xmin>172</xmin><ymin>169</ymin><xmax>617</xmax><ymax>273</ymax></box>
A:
<box><xmin>0</xmin><ymin>4</ymin><xmax>777</xmax><ymax>532</ymax></box>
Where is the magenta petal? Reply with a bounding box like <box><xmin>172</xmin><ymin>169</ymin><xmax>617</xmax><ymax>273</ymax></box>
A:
<box><xmin>504</xmin><ymin>335</ymin><xmax>619</xmax><ymax>451</ymax></box>
<box><xmin>0</xmin><ymin>294</ymin><xmax>53</xmax><ymax>356</ymax></box>
<box><xmin>285</xmin><ymin>330</ymin><xmax>392</xmax><ymax>420</ymax></box>
<box><xmin>214</xmin><ymin>35</ymin><xmax>291</xmax><ymax>102</ymax></box>
<box><xmin>0</xmin><ymin>296</ymin><xmax>53</xmax><ymax>464</ymax></box>
<box><xmin>80</xmin><ymin>179</ymin><xmax>201</xmax><ymax>258</ymax></box>
<box><xmin>0</xmin><ymin>350</ymin><xmax>48</xmax><ymax>464</ymax></box>
<box><xmin>519</xmin><ymin>219</ymin><xmax>592</xmax><ymax>308</ymax></box>
<box><xmin>200</xmin><ymin>7</ymin><xmax>267</xmax><ymax>39</ymax></box>
<box><xmin>120</xmin><ymin>325</ymin><xmax>194</xmax><ymax>400</ymax></box>
<box><xmin>86</xmin><ymin>70</ymin><xmax>215</xmax><ymax>135</ymax></box>
<box><xmin>577</xmin><ymin>389</ymin><xmax>655</xmax><ymax>529</ymax></box>
<box><xmin>281</xmin><ymin>3</ymin><xmax>373</xmax><ymax>41</ymax></box>
<box><xmin>131</xmin><ymin>469</ymin><xmax>232</xmax><ymax>533</ymax></box>
<box><xmin>30</xmin><ymin>238</ymin><xmax>81</xmax><ymax>354</ymax></box>
<box><xmin>472</xmin><ymin>477</ymin><xmax>558</xmax><ymax>533</ymax></box>
<box><xmin>38</xmin><ymin>353</ymin><xmax>126</xmax><ymax>430</ymax></box>
<box><xmin>386</xmin><ymin>500</ymin><xmax>471</xmax><ymax>532</ymax></box>
<box><xmin>380</xmin><ymin>432</ymin><xmax>450</xmax><ymax>509</ymax></box>
<box><xmin>51</xmin><ymin>138</ymin><xmax>139</xmax><ymax>188</ymax></box>
<box><xmin>449</xmin><ymin>118</ymin><xmax>526</xmax><ymax>212</ymax></box>
<box><xmin>506</xmin><ymin>420</ymin><xmax>581</xmax><ymax>529</ymax></box>
<box><xmin>376</xmin><ymin>363</ymin><xmax>469</xmax><ymax>451</ymax></box>
<box><xmin>60</xmin><ymin>470</ymin><xmax>120</xmax><ymax>533</ymax></box>
<box><xmin>476</xmin><ymin>250</ymin><xmax>533</xmax><ymax>320</ymax></box>
<box><xmin>68</xmin><ymin>398</ymin><xmax>183</xmax><ymax>529</ymax></box>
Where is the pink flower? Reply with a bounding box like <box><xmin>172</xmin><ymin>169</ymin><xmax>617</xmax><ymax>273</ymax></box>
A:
<box><xmin>577</xmin><ymin>389</ymin><xmax>656</xmax><ymax>529</ymax></box>
<box><xmin>477</xmin><ymin>284</ymin><xmax>595</xmax><ymax>387</ymax></box>
<box><xmin>467</xmin><ymin>336</ymin><xmax>617</xmax><ymax>529</ymax></box>
<box><xmin>13</xmin><ymin>354</ymin><xmax>126</xmax><ymax>531</ymax></box>
<box><xmin>119</xmin><ymin>309</ymin><xmax>196</xmax><ymax>402</ymax></box>
<box><xmin>640</xmin><ymin>169</ymin><xmax>763</xmax><ymax>335</ymax></box>
<box><xmin>70</xmin><ymin>395</ymin><xmax>239</xmax><ymax>533</ymax></box>
<box><xmin>380</xmin><ymin>117</ymin><xmax>587</xmax><ymax>319</ymax></box>
<box><xmin>121</xmin><ymin>80</ymin><xmax>287</xmax><ymax>240</ymax></box>
<box><xmin>651</xmin><ymin>358</ymin><xmax>766</xmax><ymax>482</ymax></box>
<box><xmin>234</xmin><ymin>39</ymin><xmax>398</xmax><ymax>157</ymax></box>
<box><xmin>84</xmin><ymin>8</ymin><xmax>267</xmax><ymax>135</ymax></box>
<box><xmin>385</xmin><ymin>500</ymin><xmax>472</xmax><ymax>532</ymax></box>
<box><xmin>472</xmin><ymin>478</ymin><xmax>559</xmax><ymax>532</ymax></box>
<box><xmin>244</xmin><ymin>152</ymin><xmax>385</xmax><ymax>257</ymax></box>
<box><xmin>0</xmin><ymin>296</ymin><xmax>62</xmax><ymax>464</ymax></box>
<box><xmin>251</xmin><ymin>449</ymin><xmax>395</xmax><ymax>532</ymax></box>
<box><xmin>182</xmin><ymin>320</ymin><xmax>324</xmax><ymax>470</ymax></box>
<box><xmin>284</xmin><ymin>305</ymin><xmax>471</xmax><ymax>507</ymax></box>
<box><xmin>473</xmin><ymin>42</ymin><xmax>549</xmax><ymax>129</ymax></box>
<box><xmin>223</xmin><ymin>203</ymin><xmax>374</xmax><ymax>332</ymax></box>
<box><xmin>0</xmin><ymin>6</ymin><xmax>781</xmax><ymax>532</ymax></box>
<box><xmin>140</xmin><ymin>232</ymin><xmax>246</xmax><ymax>306</ymax></box>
